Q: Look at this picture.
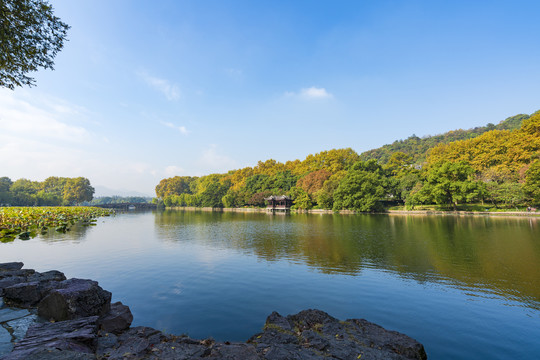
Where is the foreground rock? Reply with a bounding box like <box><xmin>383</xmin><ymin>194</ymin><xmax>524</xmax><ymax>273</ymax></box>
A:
<box><xmin>3</xmin><ymin>316</ymin><xmax>99</xmax><ymax>360</ymax></box>
<box><xmin>38</xmin><ymin>278</ymin><xmax>111</xmax><ymax>321</ymax></box>
<box><xmin>248</xmin><ymin>310</ymin><xmax>427</xmax><ymax>360</ymax></box>
<box><xmin>0</xmin><ymin>263</ymin><xmax>427</xmax><ymax>359</ymax></box>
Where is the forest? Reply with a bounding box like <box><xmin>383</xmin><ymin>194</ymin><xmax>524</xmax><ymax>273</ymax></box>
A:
<box><xmin>156</xmin><ymin>111</ymin><xmax>540</xmax><ymax>211</ymax></box>
<box><xmin>0</xmin><ymin>177</ymin><xmax>94</xmax><ymax>206</ymax></box>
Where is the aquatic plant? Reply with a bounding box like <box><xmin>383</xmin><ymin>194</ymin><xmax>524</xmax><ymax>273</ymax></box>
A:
<box><xmin>0</xmin><ymin>206</ymin><xmax>113</xmax><ymax>242</ymax></box>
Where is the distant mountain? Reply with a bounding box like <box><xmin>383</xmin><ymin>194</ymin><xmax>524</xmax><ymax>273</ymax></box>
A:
<box><xmin>93</xmin><ymin>185</ymin><xmax>153</xmax><ymax>198</ymax></box>
<box><xmin>360</xmin><ymin>112</ymin><xmax>537</xmax><ymax>165</ymax></box>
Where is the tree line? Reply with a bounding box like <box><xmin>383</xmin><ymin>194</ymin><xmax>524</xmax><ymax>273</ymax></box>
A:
<box><xmin>0</xmin><ymin>177</ymin><xmax>94</xmax><ymax>206</ymax></box>
<box><xmin>88</xmin><ymin>196</ymin><xmax>152</xmax><ymax>205</ymax></box>
<box><xmin>156</xmin><ymin>111</ymin><xmax>540</xmax><ymax>211</ymax></box>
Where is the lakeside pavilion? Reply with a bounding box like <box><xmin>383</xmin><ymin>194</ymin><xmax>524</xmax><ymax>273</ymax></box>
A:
<box><xmin>265</xmin><ymin>195</ymin><xmax>293</xmax><ymax>212</ymax></box>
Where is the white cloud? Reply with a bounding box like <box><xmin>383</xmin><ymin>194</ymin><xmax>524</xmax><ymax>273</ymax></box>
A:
<box><xmin>285</xmin><ymin>86</ymin><xmax>333</xmax><ymax>100</ymax></box>
<box><xmin>164</xmin><ymin>165</ymin><xmax>184</xmax><ymax>176</ymax></box>
<box><xmin>0</xmin><ymin>89</ymin><xmax>91</xmax><ymax>144</ymax></box>
<box><xmin>138</xmin><ymin>71</ymin><xmax>180</xmax><ymax>101</ymax></box>
<box><xmin>160</xmin><ymin>121</ymin><xmax>189</xmax><ymax>135</ymax></box>
<box><xmin>199</xmin><ymin>144</ymin><xmax>237</xmax><ymax>172</ymax></box>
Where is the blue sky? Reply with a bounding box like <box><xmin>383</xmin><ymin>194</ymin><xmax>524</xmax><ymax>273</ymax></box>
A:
<box><xmin>1</xmin><ymin>0</ymin><xmax>539</xmax><ymax>195</ymax></box>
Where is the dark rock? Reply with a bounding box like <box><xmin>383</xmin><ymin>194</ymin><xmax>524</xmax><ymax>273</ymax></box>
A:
<box><xmin>3</xmin><ymin>278</ymin><xmax>62</xmax><ymax>308</ymax></box>
<box><xmin>27</xmin><ymin>270</ymin><xmax>66</xmax><ymax>283</ymax></box>
<box><xmin>205</xmin><ymin>343</ymin><xmax>260</xmax><ymax>360</ymax></box>
<box><xmin>143</xmin><ymin>339</ymin><xmax>210</xmax><ymax>360</ymax></box>
<box><xmin>104</xmin><ymin>326</ymin><xmax>166</xmax><ymax>359</ymax></box>
<box><xmin>3</xmin><ymin>282</ymin><xmax>49</xmax><ymax>308</ymax></box>
<box><xmin>37</xmin><ymin>278</ymin><xmax>111</xmax><ymax>321</ymax></box>
<box><xmin>248</xmin><ymin>309</ymin><xmax>427</xmax><ymax>360</ymax></box>
<box><xmin>99</xmin><ymin>301</ymin><xmax>133</xmax><ymax>334</ymax></box>
<box><xmin>2</xmin><ymin>316</ymin><xmax>99</xmax><ymax>360</ymax></box>
<box><xmin>9</xmin><ymin>348</ymin><xmax>96</xmax><ymax>359</ymax></box>
<box><xmin>0</xmin><ymin>269</ymin><xmax>35</xmax><ymax>280</ymax></box>
<box><xmin>0</xmin><ymin>264</ymin><xmax>23</xmax><ymax>272</ymax></box>
<box><xmin>0</xmin><ymin>278</ymin><xmax>25</xmax><ymax>296</ymax></box>
<box><xmin>96</xmin><ymin>332</ymin><xmax>119</xmax><ymax>358</ymax></box>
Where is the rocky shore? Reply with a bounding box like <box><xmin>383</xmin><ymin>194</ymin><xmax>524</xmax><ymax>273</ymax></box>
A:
<box><xmin>0</xmin><ymin>262</ymin><xmax>427</xmax><ymax>359</ymax></box>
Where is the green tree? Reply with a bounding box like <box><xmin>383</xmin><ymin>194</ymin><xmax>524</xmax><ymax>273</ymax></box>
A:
<box><xmin>486</xmin><ymin>181</ymin><xmax>525</xmax><ymax>209</ymax></box>
<box><xmin>315</xmin><ymin>171</ymin><xmax>346</xmax><ymax>209</ymax></box>
<box><xmin>198</xmin><ymin>178</ymin><xmax>230</xmax><ymax>208</ymax></box>
<box><xmin>10</xmin><ymin>178</ymin><xmax>40</xmax><ymax>205</ymax></box>
<box><xmin>41</xmin><ymin>176</ymin><xmax>68</xmax><ymax>197</ymax></box>
<box><xmin>63</xmin><ymin>177</ymin><xmax>94</xmax><ymax>205</ymax></box>
<box><xmin>419</xmin><ymin>161</ymin><xmax>482</xmax><ymax>210</ymax></box>
<box><xmin>1</xmin><ymin>0</ymin><xmax>69</xmax><ymax>89</ymax></box>
<box><xmin>0</xmin><ymin>177</ymin><xmax>13</xmax><ymax>204</ymax></box>
<box><xmin>523</xmin><ymin>160</ymin><xmax>540</xmax><ymax>205</ymax></box>
<box><xmin>268</xmin><ymin>171</ymin><xmax>297</xmax><ymax>193</ymax></box>
<box><xmin>289</xmin><ymin>186</ymin><xmax>313</xmax><ymax>210</ymax></box>
<box><xmin>333</xmin><ymin>160</ymin><xmax>388</xmax><ymax>212</ymax></box>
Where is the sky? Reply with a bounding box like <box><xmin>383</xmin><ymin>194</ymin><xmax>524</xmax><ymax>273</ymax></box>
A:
<box><xmin>1</xmin><ymin>0</ymin><xmax>540</xmax><ymax>196</ymax></box>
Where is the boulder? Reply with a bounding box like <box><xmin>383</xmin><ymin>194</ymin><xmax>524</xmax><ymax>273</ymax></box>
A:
<box><xmin>248</xmin><ymin>309</ymin><xmax>427</xmax><ymax>360</ymax></box>
<box><xmin>1</xmin><ymin>268</ymin><xmax>64</xmax><ymax>299</ymax></box>
<box><xmin>99</xmin><ymin>301</ymin><xmax>133</xmax><ymax>334</ymax></box>
<box><xmin>3</xmin><ymin>281</ymin><xmax>59</xmax><ymax>308</ymax></box>
<box><xmin>2</xmin><ymin>316</ymin><xmax>99</xmax><ymax>360</ymax></box>
<box><xmin>0</xmin><ymin>263</ymin><xmax>23</xmax><ymax>271</ymax></box>
<box><xmin>37</xmin><ymin>278</ymin><xmax>111</xmax><ymax>321</ymax></box>
<box><xmin>0</xmin><ymin>269</ymin><xmax>35</xmax><ymax>280</ymax></box>
<box><xmin>27</xmin><ymin>270</ymin><xmax>66</xmax><ymax>283</ymax></box>
<box><xmin>0</xmin><ymin>277</ymin><xmax>26</xmax><ymax>296</ymax></box>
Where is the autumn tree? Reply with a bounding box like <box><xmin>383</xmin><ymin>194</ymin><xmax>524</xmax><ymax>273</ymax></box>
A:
<box><xmin>296</xmin><ymin>169</ymin><xmax>331</xmax><ymax>195</ymax></box>
<box><xmin>1</xmin><ymin>0</ymin><xmax>69</xmax><ymax>89</ymax></box>
<box><xmin>155</xmin><ymin>176</ymin><xmax>196</xmax><ymax>198</ymax></box>
<box><xmin>315</xmin><ymin>171</ymin><xmax>346</xmax><ymax>209</ymax></box>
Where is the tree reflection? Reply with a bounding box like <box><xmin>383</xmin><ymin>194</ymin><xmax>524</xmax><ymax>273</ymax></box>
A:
<box><xmin>154</xmin><ymin>210</ymin><xmax>540</xmax><ymax>308</ymax></box>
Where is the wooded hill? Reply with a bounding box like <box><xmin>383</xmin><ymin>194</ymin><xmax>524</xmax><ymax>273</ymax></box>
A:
<box><xmin>360</xmin><ymin>113</ymin><xmax>535</xmax><ymax>165</ymax></box>
<box><xmin>156</xmin><ymin>111</ymin><xmax>540</xmax><ymax>210</ymax></box>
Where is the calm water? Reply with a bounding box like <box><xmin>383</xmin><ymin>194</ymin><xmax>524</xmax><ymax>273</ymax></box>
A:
<box><xmin>1</xmin><ymin>210</ymin><xmax>539</xmax><ymax>359</ymax></box>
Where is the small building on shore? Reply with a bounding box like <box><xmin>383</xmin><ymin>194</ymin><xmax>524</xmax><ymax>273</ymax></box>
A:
<box><xmin>265</xmin><ymin>195</ymin><xmax>293</xmax><ymax>212</ymax></box>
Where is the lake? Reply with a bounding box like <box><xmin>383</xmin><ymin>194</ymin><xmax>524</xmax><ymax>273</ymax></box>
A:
<box><xmin>1</xmin><ymin>210</ymin><xmax>539</xmax><ymax>359</ymax></box>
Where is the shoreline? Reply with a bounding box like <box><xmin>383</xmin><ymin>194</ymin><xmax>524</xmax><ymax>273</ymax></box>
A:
<box><xmin>166</xmin><ymin>206</ymin><xmax>540</xmax><ymax>217</ymax></box>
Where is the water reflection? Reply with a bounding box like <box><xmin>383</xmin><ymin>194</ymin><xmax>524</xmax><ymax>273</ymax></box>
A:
<box><xmin>34</xmin><ymin>223</ymin><xmax>93</xmax><ymax>243</ymax></box>
<box><xmin>155</xmin><ymin>211</ymin><xmax>540</xmax><ymax>309</ymax></box>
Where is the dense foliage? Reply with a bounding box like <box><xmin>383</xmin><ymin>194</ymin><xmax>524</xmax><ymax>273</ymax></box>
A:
<box><xmin>0</xmin><ymin>206</ymin><xmax>112</xmax><ymax>241</ymax></box>
<box><xmin>156</xmin><ymin>111</ymin><xmax>540</xmax><ymax>211</ymax></box>
<box><xmin>0</xmin><ymin>0</ymin><xmax>69</xmax><ymax>89</ymax></box>
<box><xmin>359</xmin><ymin>113</ymin><xmax>532</xmax><ymax>165</ymax></box>
<box><xmin>0</xmin><ymin>176</ymin><xmax>95</xmax><ymax>206</ymax></box>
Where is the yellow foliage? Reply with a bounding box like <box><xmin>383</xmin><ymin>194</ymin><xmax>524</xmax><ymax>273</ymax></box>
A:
<box><xmin>426</xmin><ymin>119</ymin><xmax>540</xmax><ymax>179</ymax></box>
